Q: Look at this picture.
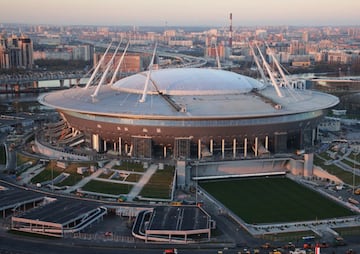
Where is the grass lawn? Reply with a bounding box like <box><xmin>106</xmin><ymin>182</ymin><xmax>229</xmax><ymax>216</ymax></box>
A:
<box><xmin>125</xmin><ymin>173</ymin><xmax>142</xmax><ymax>182</ymax></box>
<box><xmin>348</xmin><ymin>152</ymin><xmax>360</xmax><ymax>162</ymax></box>
<box><xmin>342</xmin><ymin>157</ymin><xmax>359</xmax><ymax>168</ymax></box>
<box><xmin>113</xmin><ymin>161</ymin><xmax>145</xmax><ymax>172</ymax></box>
<box><xmin>30</xmin><ymin>168</ymin><xmax>62</xmax><ymax>184</ymax></box>
<box><xmin>98</xmin><ymin>172</ymin><xmax>112</xmax><ymax>179</ymax></box>
<box><xmin>30</xmin><ymin>160</ymin><xmax>93</xmax><ymax>185</ymax></box>
<box><xmin>16</xmin><ymin>153</ymin><xmax>38</xmax><ymax>166</ymax></box>
<box><xmin>335</xmin><ymin>226</ymin><xmax>360</xmax><ymax>236</ymax></box>
<box><xmin>56</xmin><ymin>174</ymin><xmax>84</xmax><ymax>187</ymax></box>
<box><xmin>317</xmin><ymin>151</ymin><xmax>333</xmax><ymax>161</ymax></box>
<box><xmin>200</xmin><ymin>177</ymin><xmax>356</xmax><ymax>224</ymax></box>
<box><xmin>82</xmin><ymin>180</ymin><xmax>131</xmax><ymax>195</ymax></box>
<box><xmin>139</xmin><ymin>165</ymin><xmax>175</xmax><ymax>199</ymax></box>
<box><xmin>314</xmin><ymin>156</ymin><xmax>360</xmax><ymax>186</ymax></box>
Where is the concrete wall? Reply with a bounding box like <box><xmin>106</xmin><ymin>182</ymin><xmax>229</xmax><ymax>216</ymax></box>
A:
<box><xmin>288</xmin><ymin>158</ymin><xmax>304</xmax><ymax>176</ymax></box>
<box><xmin>34</xmin><ymin>139</ymin><xmax>89</xmax><ymax>161</ymax></box>
<box><xmin>313</xmin><ymin>166</ymin><xmax>343</xmax><ymax>184</ymax></box>
<box><xmin>192</xmin><ymin>159</ymin><xmax>289</xmax><ymax>180</ymax></box>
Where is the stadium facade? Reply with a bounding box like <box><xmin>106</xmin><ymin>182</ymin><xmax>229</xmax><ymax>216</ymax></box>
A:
<box><xmin>38</xmin><ymin>67</ymin><xmax>339</xmax><ymax>161</ymax></box>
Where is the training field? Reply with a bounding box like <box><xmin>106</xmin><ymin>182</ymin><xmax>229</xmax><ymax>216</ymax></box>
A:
<box><xmin>200</xmin><ymin>176</ymin><xmax>356</xmax><ymax>224</ymax></box>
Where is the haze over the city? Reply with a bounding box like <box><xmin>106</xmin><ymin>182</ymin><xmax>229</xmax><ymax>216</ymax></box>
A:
<box><xmin>2</xmin><ymin>0</ymin><xmax>360</xmax><ymax>27</ymax></box>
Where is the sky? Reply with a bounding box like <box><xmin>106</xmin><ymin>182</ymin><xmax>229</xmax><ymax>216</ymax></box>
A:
<box><xmin>1</xmin><ymin>0</ymin><xmax>360</xmax><ymax>27</ymax></box>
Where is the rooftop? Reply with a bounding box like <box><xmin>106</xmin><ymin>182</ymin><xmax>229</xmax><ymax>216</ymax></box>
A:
<box><xmin>113</xmin><ymin>68</ymin><xmax>266</xmax><ymax>96</ymax></box>
<box><xmin>147</xmin><ymin>206</ymin><xmax>209</xmax><ymax>232</ymax></box>
<box><xmin>39</xmin><ymin>68</ymin><xmax>339</xmax><ymax>119</ymax></box>
<box><xmin>18</xmin><ymin>198</ymin><xmax>99</xmax><ymax>225</ymax></box>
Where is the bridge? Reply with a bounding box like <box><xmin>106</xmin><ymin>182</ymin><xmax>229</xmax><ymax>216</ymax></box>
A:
<box><xmin>0</xmin><ymin>71</ymin><xmax>88</xmax><ymax>85</ymax></box>
<box><xmin>0</xmin><ymin>71</ymin><xmax>91</xmax><ymax>94</ymax></box>
<box><xmin>0</xmin><ymin>45</ymin><xmax>208</xmax><ymax>94</ymax></box>
<box><xmin>0</xmin><ymin>70</ymin><xmax>140</xmax><ymax>94</ymax></box>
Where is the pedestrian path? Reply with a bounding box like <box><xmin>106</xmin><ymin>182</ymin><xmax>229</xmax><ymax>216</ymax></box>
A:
<box><xmin>244</xmin><ymin>216</ymin><xmax>360</xmax><ymax>237</ymax></box>
<box><xmin>126</xmin><ymin>164</ymin><xmax>158</xmax><ymax>201</ymax></box>
<box><xmin>62</xmin><ymin>160</ymin><xmax>119</xmax><ymax>193</ymax></box>
<box><xmin>18</xmin><ymin>164</ymin><xmax>44</xmax><ymax>184</ymax></box>
<box><xmin>63</xmin><ymin>168</ymin><xmax>104</xmax><ymax>193</ymax></box>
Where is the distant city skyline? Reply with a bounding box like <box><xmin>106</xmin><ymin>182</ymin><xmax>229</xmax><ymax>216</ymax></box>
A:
<box><xmin>2</xmin><ymin>0</ymin><xmax>360</xmax><ymax>27</ymax></box>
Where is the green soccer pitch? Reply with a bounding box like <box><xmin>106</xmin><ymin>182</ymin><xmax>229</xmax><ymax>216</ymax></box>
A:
<box><xmin>200</xmin><ymin>176</ymin><xmax>356</xmax><ymax>224</ymax></box>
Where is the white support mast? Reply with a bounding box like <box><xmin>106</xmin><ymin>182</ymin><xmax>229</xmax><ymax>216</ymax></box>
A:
<box><xmin>265</xmin><ymin>42</ymin><xmax>290</xmax><ymax>88</ymax></box>
<box><xmin>139</xmin><ymin>43</ymin><xmax>157</xmax><ymax>103</ymax></box>
<box><xmin>91</xmin><ymin>41</ymin><xmax>122</xmax><ymax>99</ymax></box>
<box><xmin>84</xmin><ymin>41</ymin><xmax>112</xmax><ymax>89</ymax></box>
<box><xmin>248</xmin><ymin>40</ymin><xmax>267</xmax><ymax>83</ymax></box>
<box><xmin>265</xmin><ymin>42</ymin><xmax>300</xmax><ymax>100</ymax></box>
<box><xmin>109</xmin><ymin>41</ymin><xmax>130</xmax><ymax>86</ymax></box>
<box><xmin>255</xmin><ymin>43</ymin><xmax>284</xmax><ymax>98</ymax></box>
<box><xmin>214</xmin><ymin>41</ymin><xmax>221</xmax><ymax>69</ymax></box>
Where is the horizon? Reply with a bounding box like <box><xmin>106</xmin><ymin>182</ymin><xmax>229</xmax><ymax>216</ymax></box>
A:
<box><xmin>2</xmin><ymin>0</ymin><xmax>360</xmax><ymax>28</ymax></box>
<box><xmin>2</xmin><ymin>22</ymin><xmax>360</xmax><ymax>29</ymax></box>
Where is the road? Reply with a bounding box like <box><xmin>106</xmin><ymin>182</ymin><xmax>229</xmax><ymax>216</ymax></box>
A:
<box><xmin>0</xmin><ymin>230</ymin><xmax>230</xmax><ymax>254</ymax></box>
<box><xmin>1</xmin><ymin>229</ymin><xmax>360</xmax><ymax>254</ymax></box>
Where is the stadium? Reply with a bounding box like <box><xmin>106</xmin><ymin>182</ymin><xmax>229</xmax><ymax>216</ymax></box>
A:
<box><xmin>22</xmin><ymin>54</ymin><xmax>360</xmax><ymax>242</ymax></box>
<box><xmin>38</xmin><ymin>67</ymin><xmax>338</xmax><ymax>162</ymax></box>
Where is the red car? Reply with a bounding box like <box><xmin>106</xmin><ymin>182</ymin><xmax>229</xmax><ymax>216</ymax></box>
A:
<box><xmin>164</xmin><ymin>249</ymin><xmax>178</xmax><ymax>254</ymax></box>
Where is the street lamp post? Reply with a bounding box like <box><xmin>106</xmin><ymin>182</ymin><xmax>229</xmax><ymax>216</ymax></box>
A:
<box><xmin>51</xmin><ymin>164</ymin><xmax>54</xmax><ymax>192</ymax></box>
<box><xmin>195</xmin><ymin>162</ymin><xmax>198</xmax><ymax>205</ymax></box>
<box><xmin>353</xmin><ymin>154</ymin><xmax>357</xmax><ymax>194</ymax></box>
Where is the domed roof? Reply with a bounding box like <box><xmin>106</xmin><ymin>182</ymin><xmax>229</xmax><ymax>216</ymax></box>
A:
<box><xmin>112</xmin><ymin>68</ymin><xmax>266</xmax><ymax>96</ymax></box>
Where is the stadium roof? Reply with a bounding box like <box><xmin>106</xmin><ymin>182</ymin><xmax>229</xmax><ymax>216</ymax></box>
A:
<box><xmin>39</xmin><ymin>68</ymin><xmax>339</xmax><ymax>119</ymax></box>
<box><xmin>113</xmin><ymin>68</ymin><xmax>266</xmax><ymax>96</ymax></box>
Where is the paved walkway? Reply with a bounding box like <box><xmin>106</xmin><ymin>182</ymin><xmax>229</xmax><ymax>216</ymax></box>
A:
<box><xmin>62</xmin><ymin>160</ymin><xmax>120</xmax><ymax>194</ymax></box>
<box><xmin>63</xmin><ymin>168</ymin><xmax>104</xmax><ymax>193</ymax></box>
<box><xmin>64</xmin><ymin>160</ymin><xmax>158</xmax><ymax>199</ymax></box>
<box><xmin>244</xmin><ymin>215</ymin><xmax>360</xmax><ymax>238</ymax></box>
<box><xmin>18</xmin><ymin>164</ymin><xmax>44</xmax><ymax>184</ymax></box>
<box><xmin>23</xmin><ymin>159</ymin><xmax>157</xmax><ymax>199</ymax></box>
<box><xmin>126</xmin><ymin>164</ymin><xmax>158</xmax><ymax>201</ymax></box>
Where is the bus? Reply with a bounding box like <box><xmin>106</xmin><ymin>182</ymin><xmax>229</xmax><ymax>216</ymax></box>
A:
<box><xmin>302</xmin><ymin>236</ymin><xmax>315</xmax><ymax>249</ymax></box>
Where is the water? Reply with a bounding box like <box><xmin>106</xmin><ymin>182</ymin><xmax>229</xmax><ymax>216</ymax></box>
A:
<box><xmin>0</xmin><ymin>78</ymin><xmax>89</xmax><ymax>103</ymax></box>
<box><xmin>38</xmin><ymin>80</ymin><xmax>64</xmax><ymax>88</ymax></box>
<box><xmin>0</xmin><ymin>79</ymin><xmax>84</xmax><ymax>115</ymax></box>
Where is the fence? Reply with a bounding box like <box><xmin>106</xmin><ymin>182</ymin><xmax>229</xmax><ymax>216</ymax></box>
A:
<box><xmin>71</xmin><ymin>232</ymin><xmax>137</xmax><ymax>243</ymax></box>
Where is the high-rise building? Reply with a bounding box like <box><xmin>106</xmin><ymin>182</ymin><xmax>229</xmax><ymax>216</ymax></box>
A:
<box><xmin>290</xmin><ymin>40</ymin><xmax>306</xmax><ymax>55</ymax></box>
<box><xmin>0</xmin><ymin>36</ymin><xmax>9</xmax><ymax>69</ymax></box>
<box><xmin>0</xmin><ymin>34</ymin><xmax>33</xmax><ymax>69</ymax></box>
<box><xmin>18</xmin><ymin>35</ymin><xmax>34</xmax><ymax>69</ymax></box>
<box><xmin>72</xmin><ymin>45</ymin><xmax>92</xmax><ymax>61</ymax></box>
